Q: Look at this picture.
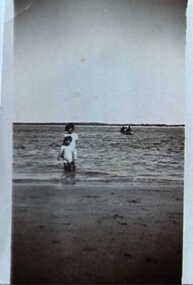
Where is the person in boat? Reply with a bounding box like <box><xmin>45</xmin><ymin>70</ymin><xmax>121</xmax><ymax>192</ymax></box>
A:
<box><xmin>57</xmin><ymin>136</ymin><xmax>74</xmax><ymax>171</ymax></box>
<box><xmin>63</xmin><ymin>123</ymin><xmax>78</xmax><ymax>169</ymax></box>
<box><xmin>120</xmin><ymin>125</ymin><xmax>133</xmax><ymax>134</ymax></box>
<box><xmin>120</xmin><ymin>126</ymin><xmax>125</xmax><ymax>133</ymax></box>
<box><xmin>126</xmin><ymin>125</ymin><xmax>132</xmax><ymax>132</ymax></box>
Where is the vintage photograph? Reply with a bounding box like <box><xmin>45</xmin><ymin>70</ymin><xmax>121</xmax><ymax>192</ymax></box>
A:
<box><xmin>12</xmin><ymin>0</ymin><xmax>186</xmax><ymax>283</ymax></box>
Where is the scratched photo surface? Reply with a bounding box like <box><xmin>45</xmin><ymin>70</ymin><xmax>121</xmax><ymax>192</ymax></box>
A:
<box><xmin>12</xmin><ymin>0</ymin><xmax>186</xmax><ymax>283</ymax></box>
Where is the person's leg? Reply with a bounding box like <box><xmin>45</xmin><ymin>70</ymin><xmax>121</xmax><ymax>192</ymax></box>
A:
<box><xmin>67</xmin><ymin>162</ymin><xmax>72</xmax><ymax>171</ymax></box>
<box><xmin>70</xmin><ymin>162</ymin><xmax>74</xmax><ymax>171</ymax></box>
<box><xmin>71</xmin><ymin>161</ymin><xmax>75</xmax><ymax>171</ymax></box>
<box><xmin>63</xmin><ymin>161</ymin><xmax>69</xmax><ymax>171</ymax></box>
<box><xmin>72</xmin><ymin>149</ymin><xmax>77</xmax><ymax>171</ymax></box>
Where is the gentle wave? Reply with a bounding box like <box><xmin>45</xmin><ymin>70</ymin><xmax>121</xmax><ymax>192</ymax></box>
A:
<box><xmin>13</xmin><ymin>175</ymin><xmax>183</xmax><ymax>185</ymax></box>
<box><xmin>13</xmin><ymin>125</ymin><xmax>184</xmax><ymax>186</ymax></box>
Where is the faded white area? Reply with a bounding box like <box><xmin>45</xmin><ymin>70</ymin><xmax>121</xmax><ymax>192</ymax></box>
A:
<box><xmin>14</xmin><ymin>0</ymin><xmax>186</xmax><ymax>123</ymax></box>
<box><xmin>0</xmin><ymin>0</ymin><xmax>5</xmax><ymax>105</ymax></box>
<box><xmin>183</xmin><ymin>0</ymin><xmax>193</xmax><ymax>283</ymax></box>
<box><xmin>5</xmin><ymin>0</ymin><xmax>14</xmax><ymax>23</ymax></box>
<box><xmin>0</xmin><ymin>0</ymin><xmax>13</xmax><ymax>283</ymax></box>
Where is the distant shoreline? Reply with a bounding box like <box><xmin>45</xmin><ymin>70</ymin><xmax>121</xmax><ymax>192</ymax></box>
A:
<box><xmin>13</xmin><ymin>122</ymin><xmax>185</xmax><ymax>127</ymax></box>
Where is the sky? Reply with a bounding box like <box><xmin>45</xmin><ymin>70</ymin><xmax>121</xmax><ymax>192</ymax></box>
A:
<box><xmin>14</xmin><ymin>0</ymin><xmax>186</xmax><ymax>124</ymax></box>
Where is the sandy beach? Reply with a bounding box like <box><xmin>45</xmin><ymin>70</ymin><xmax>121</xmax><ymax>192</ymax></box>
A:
<box><xmin>12</xmin><ymin>182</ymin><xmax>183</xmax><ymax>284</ymax></box>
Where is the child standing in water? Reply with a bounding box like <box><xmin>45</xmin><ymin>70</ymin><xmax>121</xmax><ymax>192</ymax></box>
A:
<box><xmin>57</xmin><ymin>136</ymin><xmax>73</xmax><ymax>171</ymax></box>
<box><xmin>64</xmin><ymin>123</ymin><xmax>78</xmax><ymax>170</ymax></box>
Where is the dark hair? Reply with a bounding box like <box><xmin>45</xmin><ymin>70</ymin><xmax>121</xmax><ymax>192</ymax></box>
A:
<box><xmin>65</xmin><ymin>123</ymin><xmax>74</xmax><ymax>132</ymax></box>
<box><xmin>63</xmin><ymin>136</ymin><xmax>72</xmax><ymax>146</ymax></box>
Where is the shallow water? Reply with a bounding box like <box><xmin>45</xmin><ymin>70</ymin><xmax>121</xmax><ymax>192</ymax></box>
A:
<box><xmin>13</xmin><ymin>125</ymin><xmax>184</xmax><ymax>186</ymax></box>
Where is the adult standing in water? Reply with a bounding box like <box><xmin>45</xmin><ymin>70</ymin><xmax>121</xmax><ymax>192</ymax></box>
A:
<box><xmin>64</xmin><ymin>123</ymin><xmax>78</xmax><ymax>170</ymax></box>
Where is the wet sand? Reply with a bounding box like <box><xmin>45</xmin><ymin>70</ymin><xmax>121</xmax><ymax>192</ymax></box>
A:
<box><xmin>12</xmin><ymin>182</ymin><xmax>183</xmax><ymax>284</ymax></box>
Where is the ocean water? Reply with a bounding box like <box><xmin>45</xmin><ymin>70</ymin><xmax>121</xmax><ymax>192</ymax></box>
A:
<box><xmin>13</xmin><ymin>125</ymin><xmax>184</xmax><ymax>186</ymax></box>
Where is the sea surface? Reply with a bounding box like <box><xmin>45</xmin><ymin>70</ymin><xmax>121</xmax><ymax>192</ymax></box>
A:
<box><xmin>13</xmin><ymin>125</ymin><xmax>184</xmax><ymax>186</ymax></box>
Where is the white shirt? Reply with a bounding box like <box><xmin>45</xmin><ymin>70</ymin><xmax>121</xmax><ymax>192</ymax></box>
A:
<box><xmin>64</xmin><ymin>133</ymin><xmax>78</xmax><ymax>150</ymax></box>
<box><xmin>60</xmin><ymin>145</ymin><xmax>73</xmax><ymax>163</ymax></box>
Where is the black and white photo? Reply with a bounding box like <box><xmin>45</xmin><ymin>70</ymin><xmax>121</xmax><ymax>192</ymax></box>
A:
<box><xmin>12</xmin><ymin>0</ymin><xmax>186</xmax><ymax>283</ymax></box>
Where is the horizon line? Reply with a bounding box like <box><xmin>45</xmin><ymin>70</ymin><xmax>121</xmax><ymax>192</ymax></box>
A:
<box><xmin>13</xmin><ymin>122</ymin><xmax>185</xmax><ymax>126</ymax></box>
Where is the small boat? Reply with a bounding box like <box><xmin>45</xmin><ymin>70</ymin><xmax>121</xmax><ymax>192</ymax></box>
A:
<box><xmin>120</xmin><ymin>126</ymin><xmax>134</xmax><ymax>135</ymax></box>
